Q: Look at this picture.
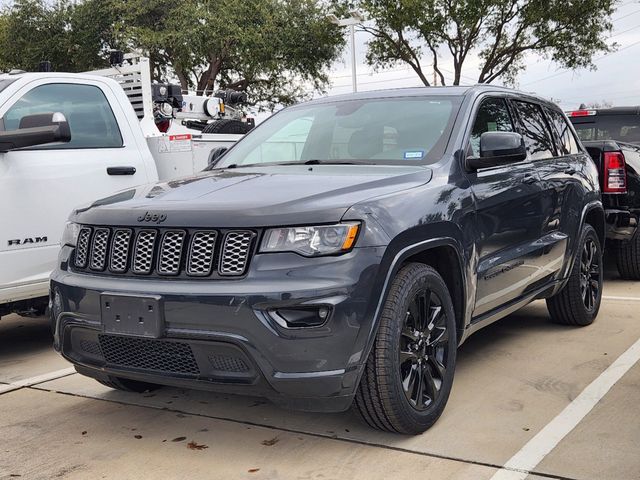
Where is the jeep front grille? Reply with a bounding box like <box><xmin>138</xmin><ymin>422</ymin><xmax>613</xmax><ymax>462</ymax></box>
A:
<box><xmin>74</xmin><ymin>227</ymin><xmax>92</xmax><ymax>268</ymax></box>
<box><xmin>89</xmin><ymin>228</ymin><xmax>110</xmax><ymax>271</ymax></box>
<box><xmin>220</xmin><ymin>231</ymin><xmax>256</xmax><ymax>276</ymax></box>
<box><xmin>73</xmin><ymin>226</ymin><xmax>256</xmax><ymax>278</ymax></box>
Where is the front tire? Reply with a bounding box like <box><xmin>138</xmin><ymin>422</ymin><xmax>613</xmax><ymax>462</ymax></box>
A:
<box><xmin>354</xmin><ymin>263</ymin><xmax>457</xmax><ymax>434</ymax></box>
<box><xmin>615</xmin><ymin>231</ymin><xmax>640</xmax><ymax>280</ymax></box>
<box><xmin>547</xmin><ymin>224</ymin><xmax>603</xmax><ymax>326</ymax></box>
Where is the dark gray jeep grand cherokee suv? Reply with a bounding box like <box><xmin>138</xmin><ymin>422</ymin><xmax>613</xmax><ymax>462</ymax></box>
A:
<box><xmin>52</xmin><ymin>86</ymin><xmax>604</xmax><ymax>434</ymax></box>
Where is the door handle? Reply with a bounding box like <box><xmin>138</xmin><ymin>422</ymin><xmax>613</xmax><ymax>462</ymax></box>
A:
<box><xmin>564</xmin><ymin>167</ymin><xmax>577</xmax><ymax>175</ymax></box>
<box><xmin>522</xmin><ymin>175</ymin><xmax>538</xmax><ymax>185</ymax></box>
<box><xmin>107</xmin><ymin>166</ymin><xmax>136</xmax><ymax>176</ymax></box>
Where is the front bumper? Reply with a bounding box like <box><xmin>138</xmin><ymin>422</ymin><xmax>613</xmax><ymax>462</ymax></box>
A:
<box><xmin>51</xmin><ymin>245</ymin><xmax>385</xmax><ymax>412</ymax></box>
<box><xmin>605</xmin><ymin>209</ymin><xmax>638</xmax><ymax>241</ymax></box>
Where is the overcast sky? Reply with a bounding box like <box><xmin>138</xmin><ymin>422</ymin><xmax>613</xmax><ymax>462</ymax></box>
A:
<box><xmin>323</xmin><ymin>1</ymin><xmax>640</xmax><ymax>110</ymax></box>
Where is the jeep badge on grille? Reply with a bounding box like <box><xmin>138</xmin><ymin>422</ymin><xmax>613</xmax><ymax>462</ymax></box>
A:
<box><xmin>137</xmin><ymin>212</ymin><xmax>167</xmax><ymax>223</ymax></box>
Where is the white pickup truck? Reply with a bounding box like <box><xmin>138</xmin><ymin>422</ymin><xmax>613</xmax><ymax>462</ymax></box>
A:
<box><xmin>0</xmin><ymin>56</ymin><xmax>245</xmax><ymax>319</ymax></box>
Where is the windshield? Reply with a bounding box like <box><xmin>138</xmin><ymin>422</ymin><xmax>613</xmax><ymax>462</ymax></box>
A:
<box><xmin>571</xmin><ymin>114</ymin><xmax>640</xmax><ymax>144</ymax></box>
<box><xmin>214</xmin><ymin>95</ymin><xmax>462</xmax><ymax>168</ymax></box>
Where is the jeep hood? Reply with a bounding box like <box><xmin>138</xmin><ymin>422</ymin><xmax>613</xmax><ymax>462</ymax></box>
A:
<box><xmin>72</xmin><ymin>164</ymin><xmax>433</xmax><ymax>227</ymax></box>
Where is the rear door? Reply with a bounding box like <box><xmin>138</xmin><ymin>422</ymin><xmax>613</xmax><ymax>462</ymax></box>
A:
<box><xmin>466</xmin><ymin>96</ymin><xmax>547</xmax><ymax>318</ymax></box>
<box><xmin>0</xmin><ymin>78</ymin><xmax>149</xmax><ymax>300</ymax></box>
<box><xmin>510</xmin><ymin>100</ymin><xmax>571</xmax><ymax>284</ymax></box>
<box><xmin>542</xmin><ymin>106</ymin><xmax>585</xmax><ymax>258</ymax></box>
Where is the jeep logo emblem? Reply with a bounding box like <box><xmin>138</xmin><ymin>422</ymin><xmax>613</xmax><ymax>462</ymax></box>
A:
<box><xmin>137</xmin><ymin>212</ymin><xmax>167</xmax><ymax>224</ymax></box>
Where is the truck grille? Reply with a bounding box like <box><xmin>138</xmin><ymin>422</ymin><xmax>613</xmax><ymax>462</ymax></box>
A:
<box><xmin>73</xmin><ymin>226</ymin><xmax>256</xmax><ymax>278</ymax></box>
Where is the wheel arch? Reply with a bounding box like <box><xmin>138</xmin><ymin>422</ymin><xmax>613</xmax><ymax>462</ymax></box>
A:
<box><xmin>360</xmin><ymin>226</ymin><xmax>469</xmax><ymax>361</ymax></box>
<box><xmin>582</xmin><ymin>203</ymin><xmax>606</xmax><ymax>249</ymax></box>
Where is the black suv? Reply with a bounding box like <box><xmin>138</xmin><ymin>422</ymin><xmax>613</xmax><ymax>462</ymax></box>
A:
<box><xmin>52</xmin><ymin>86</ymin><xmax>604</xmax><ymax>434</ymax></box>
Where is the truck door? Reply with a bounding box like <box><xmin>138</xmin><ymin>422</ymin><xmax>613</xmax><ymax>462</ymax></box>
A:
<box><xmin>0</xmin><ymin>79</ymin><xmax>150</xmax><ymax>303</ymax></box>
<box><xmin>465</xmin><ymin>96</ymin><xmax>548</xmax><ymax>318</ymax></box>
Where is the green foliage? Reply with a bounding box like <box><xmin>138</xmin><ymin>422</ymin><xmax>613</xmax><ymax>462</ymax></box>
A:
<box><xmin>0</xmin><ymin>0</ymin><xmax>345</xmax><ymax>107</ymax></box>
<box><xmin>0</xmin><ymin>0</ymin><xmax>115</xmax><ymax>72</ymax></box>
<box><xmin>356</xmin><ymin>0</ymin><xmax>619</xmax><ymax>85</ymax></box>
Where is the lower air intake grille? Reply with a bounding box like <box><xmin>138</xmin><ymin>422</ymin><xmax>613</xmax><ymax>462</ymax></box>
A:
<box><xmin>98</xmin><ymin>335</ymin><xmax>200</xmax><ymax>375</ymax></box>
<box><xmin>208</xmin><ymin>354</ymin><xmax>250</xmax><ymax>373</ymax></box>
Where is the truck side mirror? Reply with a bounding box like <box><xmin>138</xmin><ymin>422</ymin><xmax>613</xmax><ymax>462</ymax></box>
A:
<box><xmin>466</xmin><ymin>131</ymin><xmax>527</xmax><ymax>170</ymax></box>
<box><xmin>208</xmin><ymin>146</ymin><xmax>228</xmax><ymax>165</ymax></box>
<box><xmin>0</xmin><ymin>112</ymin><xmax>71</xmax><ymax>152</ymax></box>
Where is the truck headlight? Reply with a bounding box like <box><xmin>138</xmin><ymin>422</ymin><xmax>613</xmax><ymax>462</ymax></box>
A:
<box><xmin>60</xmin><ymin>222</ymin><xmax>82</xmax><ymax>247</ymax></box>
<box><xmin>260</xmin><ymin>222</ymin><xmax>360</xmax><ymax>257</ymax></box>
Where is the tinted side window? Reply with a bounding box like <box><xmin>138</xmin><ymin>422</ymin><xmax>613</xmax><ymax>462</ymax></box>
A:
<box><xmin>546</xmin><ymin>108</ymin><xmax>580</xmax><ymax>155</ymax></box>
<box><xmin>512</xmin><ymin>101</ymin><xmax>555</xmax><ymax>160</ymax></box>
<box><xmin>3</xmin><ymin>83</ymin><xmax>122</xmax><ymax>149</ymax></box>
<box><xmin>469</xmin><ymin>98</ymin><xmax>514</xmax><ymax>156</ymax></box>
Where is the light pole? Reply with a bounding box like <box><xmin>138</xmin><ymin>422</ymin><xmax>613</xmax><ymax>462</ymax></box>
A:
<box><xmin>327</xmin><ymin>10</ymin><xmax>365</xmax><ymax>93</ymax></box>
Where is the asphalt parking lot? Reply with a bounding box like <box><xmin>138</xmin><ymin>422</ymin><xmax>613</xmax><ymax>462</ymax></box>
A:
<box><xmin>1</xmin><ymin>263</ymin><xmax>639</xmax><ymax>480</ymax></box>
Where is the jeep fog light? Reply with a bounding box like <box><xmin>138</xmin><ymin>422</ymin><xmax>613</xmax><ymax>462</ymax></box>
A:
<box><xmin>60</xmin><ymin>222</ymin><xmax>82</xmax><ymax>247</ymax></box>
<box><xmin>268</xmin><ymin>306</ymin><xmax>333</xmax><ymax>328</ymax></box>
<box><xmin>260</xmin><ymin>222</ymin><xmax>360</xmax><ymax>256</ymax></box>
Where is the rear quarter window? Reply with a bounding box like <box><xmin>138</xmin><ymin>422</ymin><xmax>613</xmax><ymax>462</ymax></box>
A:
<box><xmin>546</xmin><ymin>108</ymin><xmax>580</xmax><ymax>155</ymax></box>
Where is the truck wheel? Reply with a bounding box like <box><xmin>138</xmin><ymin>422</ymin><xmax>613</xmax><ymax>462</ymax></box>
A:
<box><xmin>614</xmin><ymin>232</ymin><xmax>640</xmax><ymax>280</ymax></box>
<box><xmin>547</xmin><ymin>224</ymin><xmax>602</xmax><ymax>326</ymax></box>
<box><xmin>353</xmin><ymin>263</ymin><xmax>457</xmax><ymax>434</ymax></box>
<box><xmin>202</xmin><ymin>119</ymin><xmax>249</xmax><ymax>134</ymax></box>
<box><xmin>97</xmin><ymin>376</ymin><xmax>161</xmax><ymax>393</ymax></box>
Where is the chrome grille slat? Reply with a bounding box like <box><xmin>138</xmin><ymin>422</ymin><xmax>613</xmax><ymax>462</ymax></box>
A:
<box><xmin>74</xmin><ymin>227</ymin><xmax>92</xmax><ymax>268</ymax></box>
<box><xmin>109</xmin><ymin>229</ymin><xmax>132</xmax><ymax>273</ymax></box>
<box><xmin>158</xmin><ymin>230</ymin><xmax>186</xmax><ymax>275</ymax></box>
<box><xmin>133</xmin><ymin>230</ymin><xmax>157</xmax><ymax>274</ymax></box>
<box><xmin>89</xmin><ymin>228</ymin><xmax>110</xmax><ymax>271</ymax></box>
<box><xmin>73</xmin><ymin>226</ymin><xmax>255</xmax><ymax>278</ymax></box>
<box><xmin>187</xmin><ymin>231</ymin><xmax>217</xmax><ymax>276</ymax></box>
<box><xmin>219</xmin><ymin>231</ymin><xmax>255</xmax><ymax>276</ymax></box>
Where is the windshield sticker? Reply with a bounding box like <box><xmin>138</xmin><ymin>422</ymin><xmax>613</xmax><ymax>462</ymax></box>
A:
<box><xmin>404</xmin><ymin>150</ymin><xmax>425</xmax><ymax>159</ymax></box>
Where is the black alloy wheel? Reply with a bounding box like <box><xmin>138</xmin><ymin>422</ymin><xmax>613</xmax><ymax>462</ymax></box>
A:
<box><xmin>400</xmin><ymin>289</ymin><xmax>449</xmax><ymax>411</ymax></box>
<box><xmin>580</xmin><ymin>238</ymin><xmax>601</xmax><ymax>312</ymax></box>
<box><xmin>547</xmin><ymin>224</ymin><xmax>602</xmax><ymax>326</ymax></box>
<box><xmin>354</xmin><ymin>263</ymin><xmax>457</xmax><ymax>434</ymax></box>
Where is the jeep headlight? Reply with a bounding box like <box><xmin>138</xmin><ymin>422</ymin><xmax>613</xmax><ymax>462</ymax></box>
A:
<box><xmin>260</xmin><ymin>222</ymin><xmax>360</xmax><ymax>256</ymax></box>
<box><xmin>60</xmin><ymin>222</ymin><xmax>82</xmax><ymax>247</ymax></box>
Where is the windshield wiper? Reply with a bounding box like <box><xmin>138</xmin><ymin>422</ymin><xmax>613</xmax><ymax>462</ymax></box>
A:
<box><xmin>302</xmin><ymin>159</ymin><xmax>374</xmax><ymax>165</ymax></box>
<box><xmin>216</xmin><ymin>159</ymin><xmax>375</xmax><ymax>169</ymax></box>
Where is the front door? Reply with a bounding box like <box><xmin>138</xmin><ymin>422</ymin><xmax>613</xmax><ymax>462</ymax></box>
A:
<box><xmin>465</xmin><ymin>96</ymin><xmax>547</xmax><ymax>318</ymax></box>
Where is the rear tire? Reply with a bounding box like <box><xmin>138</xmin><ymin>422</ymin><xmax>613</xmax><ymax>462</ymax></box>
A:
<box><xmin>202</xmin><ymin>119</ymin><xmax>249</xmax><ymax>134</ymax></box>
<box><xmin>615</xmin><ymin>232</ymin><xmax>640</xmax><ymax>280</ymax></box>
<box><xmin>547</xmin><ymin>224</ymin><xmax>602</xmax><ymax>326</ymax></box>
<box><xmin>353</xmin><ymin>263</ymin><xmax>457</xmax><ymax>434</ymax></box>
<box><xmin>97</xmin><ymin>376</ymin><xmax>161</xmax><ymax>393</ymax></box>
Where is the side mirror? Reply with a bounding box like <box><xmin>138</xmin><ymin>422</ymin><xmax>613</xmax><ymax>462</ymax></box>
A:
<box><xmin>0</xmin><ymin>112</ymin><xmax>71</xmax><ymax>152</ymax></box>
<box><xmin>208</xmin><ymin>146</ymin><xmax>228</xmax><ymax>165</ymax></box>
<box><xmin>466</xmin><ymin>131</ymin><xmax>527</xmax><ymax>170</ymax></box>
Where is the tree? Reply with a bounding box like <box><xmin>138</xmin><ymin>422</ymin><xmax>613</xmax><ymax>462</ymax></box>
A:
<box><xmin>112</xmin><ymin>0</ymin><xmax>345</xmax><ymax>106</ymax></box>
<box><xmin>0</xmin><ymin>0</ymin><xmax>345</xmax><ymax>107</ymax></box>
<box><xmin>355</xmin><ymin>0</ymin><xmax>618</xmax><ymax>86</ymax></box>
<box><xmin>0</xmin><ymin>0</ymin><xmax>116</xmax><ymax>72</ymax></box>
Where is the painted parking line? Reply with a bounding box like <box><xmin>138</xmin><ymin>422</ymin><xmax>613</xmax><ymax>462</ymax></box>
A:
<box><xmin>0</xmin><ymin>367</ymin><xmax>76</xmax><ymax>395</ymax></box>
<box><xmin>603</xmin><ymin>295</ymin><xmax>640</xmax><ymax>302</ymax></box>
<box><xmin>490</xmin><ymin>335</ymin><xmax>640</xmax><ymax>480</ymax></box>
